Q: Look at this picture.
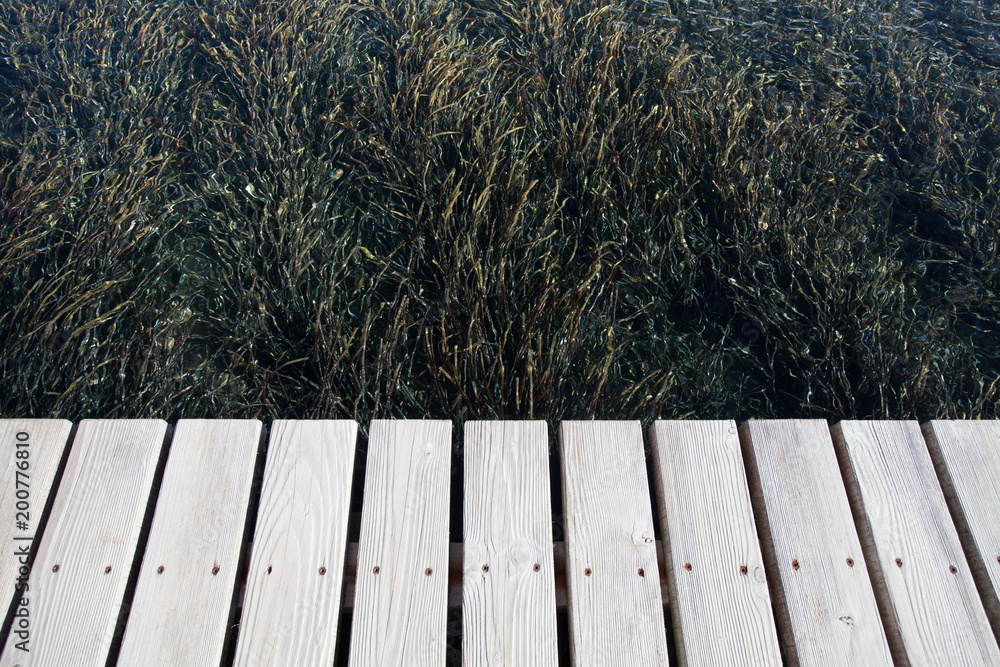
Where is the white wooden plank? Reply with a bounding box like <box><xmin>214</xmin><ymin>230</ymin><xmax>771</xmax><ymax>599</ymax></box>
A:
<box><xmin>649</xmin><ymin>420</ymin><xmax>781</xmax><ymax>667</ymax></box>
<box><xmin>740</xmin><ymin>419</ymin><xmax>892</xmax><ymax>666</ymax></box>
<box><xmin>232</xmin><ymin>420</ymin><xmax>357</xmax><ymax>667</ymax></box>
<box><xmin>559</xmin><ymin>421</ymin><xmax>668</xmax><ymax>666</ymax></box>
<box><xmin>462</xmin><ymin>421</ymin><xmax>558</xmax><ymax>667</ymax></box>
<box><xmin>116</xmin><ymin>419</ymin><xmax>262</xmax><ymax>666</ymax></box>
<box><xmin>0</xmin><ymin>420</ymin><xmax>72</xmax><ymax>608</ymax></box>
<box><xmin>348</xmin><ymin>420</ymin><xmax>452</xmax><ymax>667</ymax></box>
<box><xmin>922</xmin><ymin>420</ymin><xmax>1000</xmax><ymax>641</ymax></box>
<box><xmin>0</xmin><ymin>419</ymin><xmax>165</xmax><ymax>667</ymax></box>
<box><xmin>832</xmin><ymin>420</ymin><xmax>1000</xmax><ymax>665</ymax></box>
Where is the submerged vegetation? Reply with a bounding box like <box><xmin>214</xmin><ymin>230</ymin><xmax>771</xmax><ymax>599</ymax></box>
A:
<box><xmin>1</xmin><ymin>0</ymin><xmax>998</xmax><ymax>424</ymax></box>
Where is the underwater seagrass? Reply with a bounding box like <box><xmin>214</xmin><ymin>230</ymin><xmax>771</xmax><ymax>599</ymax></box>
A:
<box><xmin>1</xmin><ymin>0</ymin><xmax>998</xmax><ymax>429</ymax></box>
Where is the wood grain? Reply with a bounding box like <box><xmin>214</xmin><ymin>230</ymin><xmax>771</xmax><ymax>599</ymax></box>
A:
<box><xmin>348</xmin><ymin>420</ymin><xmax>452</xmax><ymax>667</ymax></box>
<box><xmin>0</xmin><ymin>420</ymin><xmax>72</xmax><ymax>612</ymax></box>
<box><xmin>462</xmin><ymin>421</ymin><xmax>557</xmax><ymax>667</ymax></box>
<box><xmin>0</xmin><ymin>419</ymin><xmax>167</xmax><ymax>667</ymax></box>
<box><xmin>922</xmin><ymin>420</ymin><xmax>1000</xmax><ymax>644</ymax></box>
<box><xmin>116</xmin><ymin>419</ymin><xmax>262</xmax><ymax>666</ymax></box>
<box><xmin>739</xmin><ymin>419</ymin><xmax>892</xmax><ymax>666</ymax></box>
<box><xmin>649</xmin><ymin>420</ymin><xmax>781</xmax><ymax>667</ymax></box>
<box><xmin>832</xmin><ymin>420</ymin><xmax>1000</xmax><ymax>665</ymax></box>
<box><xmin>559</xmin><ymin>421</ymin><xmax>668</xmax><ymax>666</ymax></box>
<box><xmin>233</xmin><ymin>420</ymin><xmax>358</xmax><ymax>667</ymax></box>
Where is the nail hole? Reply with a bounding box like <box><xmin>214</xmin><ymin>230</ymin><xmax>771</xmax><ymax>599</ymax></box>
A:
<box><xmin>638</xmin><ymin>568</ymin><xmax>645</xmax><ymax>577</ymax></box>
<box><xmin>739</xmin><ymin>565</ymin><xmax>748</xmax><ymax>575</ymax></box>
<box><xmin>373</xmin><ymin>566</ymin><xmax>380</xmax><ymax>574</ymax></box>
<box><xmin>157</xmin><ymin>565</ymin><xmax>164</xmax><ymax>574</ymax></box>
<box><xmin>846</xmin><ymin>558</ymin><xmax>855</xmax><ymax>567</ymax></box>
<box><xmin>52</xmin><ymin>565</ymin><xmax>59</xmax><ymax>573</ymax></box>
<box><xmin>533</xmin><ymin>563</ymin><xmax>540</xmax><ymax>572</ymax></box>
<box><xmin>895</xmin><ymin>558</ymin><xmax>902</xmax><ymax>568</ymax></box>
<box><xmin>319</xmin><ymin>567</ymin><xmax>327</xmax><ymax>575</ymax></box>
<box><xmin>266</xmin><ymin>566</ymin><xmax>272</xmax><ymax>574</ymax></box>
<box><xmin>425</xmin><ymin>568</ymin><xmax>433</xmax><ymax>576</ymax></box>
<box><xmin>584</xmin><ymin>567</ymin><xmax>592</xmax><ymax>576</ymax></box>
<box><xmin>683</xmin><ymin>562</ymin><xmax>692</xmax><ymax>571</ymax></box>
<box><xmin>791</xmin><ymin>559</ymin><xmax>799</xmax><ymax>570</ymax></box>
<box><xmin>482</xmin><ymin>564</ymin><xmax>489</xmax><ymax>573</ymax></box>
<box><xmin>949</xmin><ymin>565</ymin><xmax>958</xmax><ymax>574</ymax></box>
<box><xmin>212</xmin><ymin>564</ymin><xmax>220</xmax><ymax>575</ymax></box>
<box><xmin>104</xmin><ymin>566</ymin><xmax>112</xmax><ymax>574</ymax></box>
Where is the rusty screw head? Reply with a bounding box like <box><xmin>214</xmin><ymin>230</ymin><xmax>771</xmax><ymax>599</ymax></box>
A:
<box><xmin>425</xmin><ymin>568</ymin><xmax>433</xmax><ymax>576</ymax></box>
<box><xmin>212</xmin><ymin>565</ymin><xmax>220</xmax><ymax>575</ymax></box>
<box><xmin>739</xmin><ymin>564</ymin><xmax>748</xmax><ymax>575</ymax></box>
<box><xmin>792</xmin><ymin>559</ymin><xmax>799</xmax><ymax>570</ymax></box>
<box><xmin>895</xmin><ymin>558</ymin><xmax>902</xmax><ymax>568</ymax></box>
<box><xmin>52</xmin><ymin>564</ymin><xmax>59</xmax><ymax>573</ymax></box>
<box><xmin>846</xmin><ymin>558</ymin><xmax>855</xmax><ymax>567</ymax></box>
<box><xmin>104</xmin><ymin>566</ymin><xmax>112</xmax><ymax>574</ymax></box>
<box><xmin>157</xmin><ymin>565</ymin><xmax>165</xmax><ymax>574</ymax></box>
<box><xmin>683</xmin><ymin>562</ymin><xmax>692</xmax><ymax>571</ymax></box>
<box><xmin>533</xmin><ymin>563</ymin><xmax>540</xmax><ymax>572</ymax></box>
<box><xmin>372</xmin><ymin>566</ymin><xmax>380</xmax><ymax>574</ymax></box>
<box><xmin>482</xmin><ymin>564</ymin><xmax>489</xmax><ymax>573</ymax></box>
<box><xmin>318</xmin><ymin>567</ymin><xmax>327</xmax><ymax>575</ymax></box>
<box><xmin>637</xmin><ymin>568</ymin><xmax>645</xmax><ymax>577</ymax></box>
<box><xmin>949</xmin><ymin>565</ymin><xmax>958</xmax><ymax>574</ymax></box>
<box><xmin>584</xmin><ymin>567</ymin><xmax>592</xmax><ymax>576</ymax></box>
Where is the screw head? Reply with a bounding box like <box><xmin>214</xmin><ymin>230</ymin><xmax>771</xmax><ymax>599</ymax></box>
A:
<box><xmin>52</xmin><ymin>564</ymin><xmax>59</xmax><ymax>573</ymax></box>
<box><xmin>212</xmin><ymin>564</ymin><xmax>220</xmax><ymax>575</ymax></box>
<box><xmin>895</xmin><ymin>558</ymin><xmax>903</xmax><ymax>568</ymax></box>
<box><xmin>319</xmin><ymin>566</ymin><xmax>327</xmax><ymax>575</ymax></box>
<box><xmin>638</xmin><ymin>568</ymin><xmax>645</xmax><ymax>577</ymax></box>
<box><xmin>157</xmin><ymin>565</ymin><xmax>165</xmax><ymax>574</ymax></box>
<box><xmin>949</xmin><ymin>565</ymin><xmax>958</xmax><ymax>574</ymax></box>
<box><xmin>846</xmin><ymin>558</ymin><xmax>855</xmax><ymax>567</ymax></box>
<box><xmin>683</xmin><ymin>562</ymin><xmax>692</xmax><ymax>571</ymax></box>
<box><xmin>425</xmin><ymin>568</ymin><xmax>433</xmax><ymax>576</ymax></box>
<box><xmin>533</xmin><ymin>563</ymin><xmax>540</xmax><ymax>572</ymax></box>
<box><xmin>373</xmin><ymin>566</ymin><xmax>380</xmax><ymax>574</ymax></box>
<box><xmin>104</xmin><ymin>566</ymin><xmax>112</xmax><ymax>574</ymax></box>
<box><xmin>791</xmin><ymin>559</ymin><xmax>799</xmax><ymax>570</ymax></box>
<box><xmin>584</xmin><ymin>567</ymin><xmax>592</xmax><ymax>576</ymax></box>
<box><xmin>482</xmin><ymin>564</ymin><xmax>489</xmax><ymax>573</ymax></box>
<box><xmin>739</xmin><ymin>564</ymin><xmax>748</xmax><ymax>575</ymax></box>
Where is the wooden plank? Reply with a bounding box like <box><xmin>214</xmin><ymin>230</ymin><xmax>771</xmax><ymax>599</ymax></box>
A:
<box><xmin>649</xmin><ymin>420</ymin><xmax>781</xmax><ymax>667</ymax></box>
<box><xmin>922</xmin><ymin>420</ymin><xmax>1000</xmax><ymax>642</ymax></box>
<box><xmin>462</xmin><ymin>421</ymin><xmax>558</xmax><ymax>666</ymax></box>
<box><xmin>832</xmin><ymin>420</ymin><xmax>1000</xmax><ymax>664</ymax></box>
<box><xmin>0</xmin><ymin>420</ymin><xmax>72</xmax><ymax>610</ymax></box>
<box><xmin>740</xmin><ymin>419</ymin><xmax>892</xmax><ymax>666</ymax></box>
<box><xmin>559</xmin><ymin>421</ymin><xmax>668</xmax><ymax>666</ymax></box>
<box><xmin>116</xmin><ymin>419</ymin><xmax>262</xmax><ymax>666</ymax></box>
<box><xmin>347</xmin><ymin>420</ymin><xmax>452</xmax><ymax>667</ymax></box>
<box><xmin>232</xmin><ymin>420</ymin><xmax>357</xmax><ymax>667</ymax></box>
<box><xmin>0</xmin><ymin>420</ymin><xmax>165</xmax><ymax>667</ymax></box>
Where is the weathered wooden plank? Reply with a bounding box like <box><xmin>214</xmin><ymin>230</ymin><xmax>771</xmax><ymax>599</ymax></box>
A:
<box><xmin>740</xmin><ymin>419</ymin><xmax>892</xmax><ymax>666</ymax></box>
<box><xmin>348</xmin><ymin>420</ymin><xmax>452</xmax><ymax>667</ymax></box>
<box><xmin>462</xmin><ymin>421</ymin><xmax>558</xmax><ymax>667</ymax></box>
<box><xmin>832</xmin><ymin>420</ymin><xmax>1000</xmax><ymax>664</ymax></box>
<box><xmin>0</xmin><ymin>420</ymin><xmax>165</xmax><ymax>667</ymax></box>
<box><xmin>922</xmin><ymin>420</ymin><xmax>1000</xmax><ymax>642</ymax></box>
<box><xmin>233</xmin><ymin>420</ymin><xmax>358</xmax><ymax>667</ymax></box>
<box><xmin>0</xmin><ymin>420</ymin><xmax>72</xmax><ymax>614</ymax></box>
<box><xmin>559</xmin><ymin>421</ymin><xmax>668</xmax><ymax>666</ymax></box>
<box><xmin>116</xmin><ymin>419</ymin><xmax>262</xmax><ymax>666</ymax></box>
<box><xmin>649</xmin><ymin>420</ymin><xmax>781</xmax><ymax>667</ymax></box>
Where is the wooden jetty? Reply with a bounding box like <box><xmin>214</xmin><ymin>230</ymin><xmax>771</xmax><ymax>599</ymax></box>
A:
<box><xmin>0</xmin><ymin>418</ymin><xmax>998</xmax><ymax>665</ymax></box>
